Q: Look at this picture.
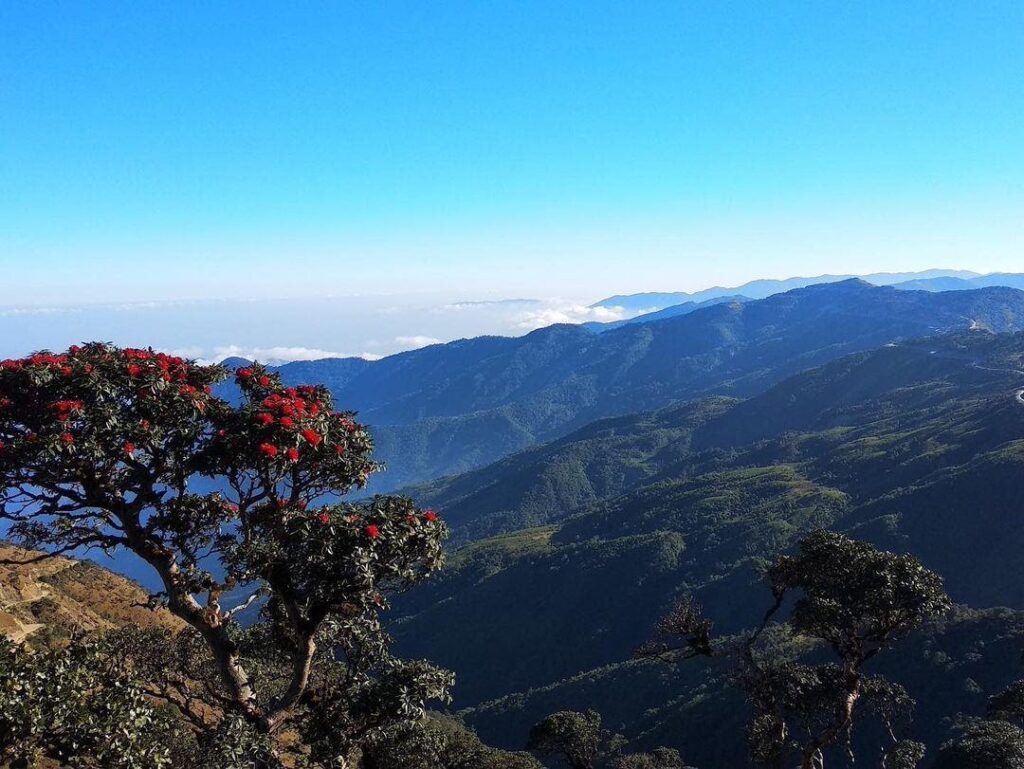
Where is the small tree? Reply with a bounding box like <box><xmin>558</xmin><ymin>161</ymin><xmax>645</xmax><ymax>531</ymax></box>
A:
<box><xmin>0</xmin><ymin>344</ymin><xmax>451</xmax><ymax>765</ymax></box>
<box><xmin>882</xmin><ymin>740</ymin><xmax>926</xmax><ymax>769</ymax></box>
<box><xmin>527</xmin><ymin>710</ymin><xmax>605</xmax><ymax>769</ymax></box>
<box><xmin>640</xmin><ymin>530</ymin><xmax>949</xmax><ymax>769</ymax></box>
<box><xmin>743</xmin><ymin>530</ymin><xmax>951</xmax><ymax>769</ymax></box>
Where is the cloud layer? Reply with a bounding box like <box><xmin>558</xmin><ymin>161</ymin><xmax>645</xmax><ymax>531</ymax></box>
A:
<box><xmin>0</xmin><ymin>294</ymin><xmax>651</xmax><ymax>364</ymax></box>
<box><xmin>512</xmin><ymin>302</ymin><xmax>635</xmax><ymax>330</ymax></box>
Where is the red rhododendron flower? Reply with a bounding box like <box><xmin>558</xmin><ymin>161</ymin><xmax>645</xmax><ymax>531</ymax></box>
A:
<box><xmin>301</xmin><ymin>429</ymin><xmax>322</xmax><ymax>446</ymax></box>
<box><xmin>334</xmin><ymin>444</ymin><xmax>345</xmax><ymax>455</ymax></box>
<box><xmin>258</xmin><ymin>443</ymin><xmax>278</xmax><ymax>457</ymax></box>
<box><xmin>237</xmin><ymin>368</ymin><xmax>253</xmax><ymax>380</ymax></box>
<box><xmin>258</xmin><ymin>375</ymin><xmax>271</xmax><ymax>387</ymax></box>
<box><xmin>124</xmin><ymin>442</ymin><xmax>136</xmax><ymax>455</ymax></box>
<box><xmin>279</xmin><ymin>416</ymin><xmax>295</xmax><ymax>429</ymax></box>
<box><xmin>256</xmin><ymin>412</ymin><xmax>274</xmax><ymax>425</ymax></box>
<box><xmin>61</xmin><ymin>433</ymin><xmax>74</xmax><ymax>445</ymax></box>
<box><xmin>317</xmin><ymin>512</ymin><xmax>330</xmax><ymax>524</ymax></box>
<box><xmin>365</xmin><ymin>524</ymin><xmax>380</xmax><ymax>539</ymax></box>
<box><xmin>127</xmin><ymin>364</ymin><xmax>142</xmax><ymax>377</ymax></box>
<box><xmin>424</xmin><ymin>510</ymin><xmax>438</xmax><ymax>522</ymax></box>
<box><xmin>286</xmin><ymin>447</ymin><xmax>300</xmax><ymax>462</ymax></box>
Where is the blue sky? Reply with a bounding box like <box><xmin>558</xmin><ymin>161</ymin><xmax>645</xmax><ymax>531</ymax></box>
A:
<box><xmin>1</xmin><ymin>1</ymin><xmax>1022</xmax><ymax>305</ymax></box>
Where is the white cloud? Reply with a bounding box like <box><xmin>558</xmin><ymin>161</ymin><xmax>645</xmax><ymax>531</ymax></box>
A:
<box><xmin>513</xmin><ymin>303</ymin><xmax>635</xmax><ymax>330</ymax></box>
<box><xmin>0</xmin><ymin>305</ymin><xmax>80</xmax><ymax>317</ymax></box>
<box><xmin>394</xmin><ymin>335</ymin><xmax>442</xmax><ymax>350</ymax></box>
<box><xmin>158</xmin><ymin>346</ymin><xmax>206</xmax><ymax>360</ymax></box>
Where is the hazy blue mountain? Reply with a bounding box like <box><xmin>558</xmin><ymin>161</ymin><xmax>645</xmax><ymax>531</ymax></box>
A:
<box><xmin>890</xmin><ymin>276</ymin><xmax>979</xmax><ymax>291</ymax></box>
<box><xmin>217</xmin><ymin>356</ymin><xmax>254</xmax><ymax>371</ymax></box>
<box><xmin>582</xmin><ymin>294</ymin><xmax>750</xmax><ymax>332</ymax></box>
<box><xmin>592</xmin><ymin>269</ymin><xmax>982</xmax><ymax>311</ymax></box>
<box><xmin>273</xmin><ymin>281</ymin><xmax>1024</xmax><ymax>490</ymax></box>
<box><xmin>891</xmin><ymin>272</ymin><xmax>1024</xmax><ymax>293</ymax></box>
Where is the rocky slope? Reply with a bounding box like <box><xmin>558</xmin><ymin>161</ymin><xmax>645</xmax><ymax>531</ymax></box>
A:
<box><xmin>0</xmin><ymin>544</ymin><xmax>183</xmax><ymax>644</ymax></box>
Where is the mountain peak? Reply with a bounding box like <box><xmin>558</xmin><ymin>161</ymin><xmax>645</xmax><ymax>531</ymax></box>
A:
<box><xmin>218</xmin><ymin>356</ymin><xmax>253</xmax><ymax>370</ymax></box>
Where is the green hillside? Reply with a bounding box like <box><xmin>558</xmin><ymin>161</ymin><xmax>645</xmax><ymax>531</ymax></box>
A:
<box><xmin>385</xmin><ymin>330</ymin><xmax>1024</xmax><ymax>763</ymax></box>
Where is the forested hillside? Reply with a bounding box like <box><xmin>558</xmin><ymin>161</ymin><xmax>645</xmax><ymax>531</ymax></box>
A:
<box><xmin>384</xmin><ymin>330</ymin><xmax>1024</xmax><ymax>764</ymax></box>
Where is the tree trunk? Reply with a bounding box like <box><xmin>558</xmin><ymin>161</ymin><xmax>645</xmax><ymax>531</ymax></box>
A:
<box><xmin>799</xmin><ymin>674</ymin><xmax>861</xmax><ymax>769</ymax></box>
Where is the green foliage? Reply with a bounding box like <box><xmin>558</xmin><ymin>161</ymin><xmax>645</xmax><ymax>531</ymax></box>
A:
<box><xmin>934</xmin><ymin>718</ymin><xmax>1024</xmax><ymax>768</ymax></box>
<box><xmin>363</xmin><ymin>715</ymin><xmax>543</xmax><ymax>769</ymax></box>
<box><xmin>196</xmin><ymin>715</ymin><xmax>283</xmax><ymax>769</ymax></box>
<box><xmin>767</xmin><ymin>530</ymin><xmax>953</xmax><ymax>660</ymax></box>
<box><xmin>990</xmin><ymin>681</ymin><xmax>1024</xmax><ymax>728</ymax></box>
<box><xmin>612</xmin><ymin>747</ymin><xmax>695</xmax><ymax>769</ymax></box>
<box><xmin>527</xmin><ymin>710</ymin><xmax>605</xmax><ymax>769</ymax></box>
<box><xmin>0</xmin><ymin>635</ymin><xmax>181</xmax><ymax>768</ymax></box>
<box><xmin>884</xmin><ymin>739</ymin><xmax>926</xmax><ymax>769</ymax></box>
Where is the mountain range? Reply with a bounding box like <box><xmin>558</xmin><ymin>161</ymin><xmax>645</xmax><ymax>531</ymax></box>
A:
<box><xmin>271</xmin><ymin>280</ymin><xmax>1024</xmax><ymax>490</ymax></box>
<box><xmin>591</xmin><ymin>270</ymin><xmax>1024</xmax><ymax>313</ymax></box>
<box><xmin>9</xmin><ymin>275</ymin><xmax>1024</xmax><ymax>766</ymax></box>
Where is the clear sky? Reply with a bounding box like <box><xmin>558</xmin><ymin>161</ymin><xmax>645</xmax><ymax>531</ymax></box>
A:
<box><xmin>1</xmin><ymin>2</ymin><xmax>1022</xmax><ymax>305</ymax></box>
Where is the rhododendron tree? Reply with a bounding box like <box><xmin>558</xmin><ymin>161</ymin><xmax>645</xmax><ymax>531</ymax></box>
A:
<box><xmin>0</xmin><ymin>343</ymin><xmax>450</xmax><ymax>767</ymax></box>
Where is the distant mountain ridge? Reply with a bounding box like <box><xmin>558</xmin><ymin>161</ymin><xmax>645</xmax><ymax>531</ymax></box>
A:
<box><xmin>582</xmin><ymin>294</ymin><xmax>750</xmax><ymax>332</ymax></box>
<box><xmin>269</xmin><ymin>280</ymin><xmax>1024</xmax><ymax>489</ymax></box>
<box><xmin>592</xmin><ymin>269</ymin><xmax>1024</xmax><ymax>312</ymax></box>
